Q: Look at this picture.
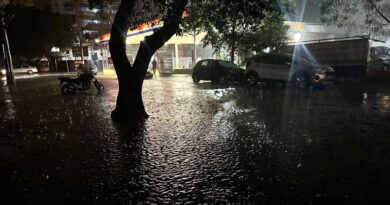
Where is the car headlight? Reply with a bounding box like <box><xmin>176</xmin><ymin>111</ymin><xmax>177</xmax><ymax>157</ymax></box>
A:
<box><xmin>0</xmin><ymin>69</ymin><xmax>6</xmax><ymax>75</ymax></box>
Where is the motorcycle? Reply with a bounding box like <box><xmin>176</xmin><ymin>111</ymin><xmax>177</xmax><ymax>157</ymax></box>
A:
<box><xmin>58</xmin><ymin>64</ymin><xmax>104</xmax><ymax>94</ymax></box>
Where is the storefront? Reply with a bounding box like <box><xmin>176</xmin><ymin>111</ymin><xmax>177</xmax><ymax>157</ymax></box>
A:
<box><xmin>96</xmin><ymin>26</ymin><xmax>214</xmax><ymax>74</ymax></box>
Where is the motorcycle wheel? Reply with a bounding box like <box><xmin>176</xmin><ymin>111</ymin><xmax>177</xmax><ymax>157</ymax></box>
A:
<box><xmin>61</xmin><ymin>84</ymin><xmax>76</xmax><ymax>94</ymax></box>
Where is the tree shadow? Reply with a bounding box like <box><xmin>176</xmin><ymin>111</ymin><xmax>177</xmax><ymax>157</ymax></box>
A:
<box><xmin>101</xmin><ymin>120</ymin><xmax>151</xmax><ymax>203</ymax></box>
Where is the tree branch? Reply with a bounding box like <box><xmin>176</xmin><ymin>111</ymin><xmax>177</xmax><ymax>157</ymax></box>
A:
<box><xmin>368</xmin><ymin>0</ymin><xmax>390</xmax><ymax>24</ymax></box>
<box><xmin>108</xmin><ymin>0</ymin><xmax>135</xmax><ymax>79</ymax></box>
<box><xmin>132</xmin><ymin>0</ymin><xmax>188</xmax><ymax>77</ymax></box>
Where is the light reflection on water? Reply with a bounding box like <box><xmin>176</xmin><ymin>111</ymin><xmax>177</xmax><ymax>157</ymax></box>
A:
<box><xmin>1</xmin><ymin>77</ymin><xmax>390</xmax><ymax>204</ymax></box>
<box><xmin>0</xmin><ymin>79</ymin><xmax>16</xmax><ymax>120</ymax></box>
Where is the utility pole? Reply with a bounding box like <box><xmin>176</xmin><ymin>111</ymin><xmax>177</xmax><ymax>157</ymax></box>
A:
<box><xmin>2</xmin><ymin>43</ymin><xmax>14</xmax><ymax>83</ymax></box>
<box><xmin>79</xmin><ymin>30</ymin><xmax>84</xmax><ymax>62</ymax></box>
<box><xmin>1</xmin><ymin>6</ymin><xmax>14</xmax><ymax>84</ymax></box>
<box><xmin>74</xmin><ymin>0</ymin><xmax>84</xmax><ymax>63</ymax></box>
<box><xmin>193</xmin><ymin>30</ymin><xmax>197</xmax><ymax>67</ymax></box>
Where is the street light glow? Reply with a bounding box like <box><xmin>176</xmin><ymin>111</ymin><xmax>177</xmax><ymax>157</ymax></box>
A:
<box><xmin>294</xmin><ymin>32</ymin><xmax>302</xmax><ymax>42</ymax></box>
<box><xmin>51</xmin><ymin>47</ymin><xmax>60</xmax><ymax>52</ymax></box>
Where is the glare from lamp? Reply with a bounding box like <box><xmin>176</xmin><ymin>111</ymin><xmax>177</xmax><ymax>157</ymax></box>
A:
<box><xmin>51</xmin><ymin>47</ymin><xmax>60</xmax><ymax>52</ymax></box>
<box><xmin>294</xmin><ymin>33</ymin><xmax>302</xmax><ymax>42</ymax></box>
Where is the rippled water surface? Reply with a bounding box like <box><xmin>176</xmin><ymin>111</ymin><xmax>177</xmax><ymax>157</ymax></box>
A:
<box><xmin>1</xmin><ymin>75</ymin><xmax>390</xmax><ymax>204</ymax></box>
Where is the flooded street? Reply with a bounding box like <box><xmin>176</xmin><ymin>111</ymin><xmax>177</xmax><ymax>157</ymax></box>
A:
<box><xmin>1</xmin><ymin>75</ymin><xmax>390</xmax><ymax>204</ymax></box>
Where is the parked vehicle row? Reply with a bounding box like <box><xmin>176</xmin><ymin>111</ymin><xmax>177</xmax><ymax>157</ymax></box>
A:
<box><xmin>191</xmin><ymin>53</ymin><xmax>335</xmax><ymax>89</ymax></box>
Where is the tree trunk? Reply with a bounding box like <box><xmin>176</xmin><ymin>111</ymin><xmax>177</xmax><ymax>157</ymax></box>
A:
<box><xmin>231</xmin><ymin>41</ymin><xmax>235</xmax><ymax>63</ymax></box>
<box><xmin>230</xmin><ymin>22</ymin><xmax>236</xmax><ymax>63</ymax></box>
<box><xmin>110</xmin><ymin>0</ymin><xmax>188</xmax><ymax>123</ymax></box>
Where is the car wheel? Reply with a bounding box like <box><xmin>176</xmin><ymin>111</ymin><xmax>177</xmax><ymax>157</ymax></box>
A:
<box><xmin>192</xmin><ymin>75</ymin><xmax>200</xmax><ymax>84</ymax></box>
<box><xmin>246</xmin><ymin>73</ymin><xmax>259</xmax><ymax>86</ymax></box>
<box><xmin>28</xmin><ymin>70</ymin><xmax>33</xmax><ymax>75</ymax></box>
<box><xmin>292</xmin><ymin>71</ymin><xmax>310</xmax><ymax>89</ymax></box>
<box><xmin>218</xmin><ymin>74</ymin><xmax>228</xmax><ymax>84</ymax></box>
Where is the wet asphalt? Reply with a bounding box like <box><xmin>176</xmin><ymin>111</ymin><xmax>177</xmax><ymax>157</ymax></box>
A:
<box><xmin>0</xmin><ymin>74</ymin><xmax>390</xmax><ymax>204</ymax></box>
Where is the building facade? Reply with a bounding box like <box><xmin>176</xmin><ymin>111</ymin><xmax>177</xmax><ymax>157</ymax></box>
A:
<box><xmin>30</xmin><ymin>0</ymin><xmax>352</xmax><ymax>73</ymax></box>
<box><xmin>97</xmin><ymin>30</ymin><xmax>214</xmax><ymax>73</ymax></box>
<box><xmin>29</xmin><ymin>0</ymin><xmax>118</xmax><ymax>71</ymax></box>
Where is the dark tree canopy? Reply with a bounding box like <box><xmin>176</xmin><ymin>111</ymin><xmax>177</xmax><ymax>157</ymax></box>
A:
<box><xmin>88</xmin><ymin>0</ymin><xmax>186</xmax><ymax>29</ymax></box>
<box><xmin>7</xmin><ymin>7</ymin><xmax>76</xmax><ymax>63</ymax></box>
<box><xmin>315</xmin><ymin>0</ymin><xmax>390</xmax><ymax>39</ymax></box>
<box><xmin>236</xmin><ymin>12</ymin><xmax>289</xmax><ymax>64</ymax></box>
<box><xmin>183</xmin><ymin>0</ymin><xmax>292</xmax><ymax>63</ymax></box>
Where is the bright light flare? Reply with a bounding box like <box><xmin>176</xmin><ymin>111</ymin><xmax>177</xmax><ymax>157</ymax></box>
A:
<box><xmin>294</xmin><ymin>33</ymin><xmax>302</xmax><ymax>42</ymax></box>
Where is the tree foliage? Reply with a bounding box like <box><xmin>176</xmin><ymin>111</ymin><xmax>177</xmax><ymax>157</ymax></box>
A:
<box><xmin>7</xmin><ymin>7</ymin><xmax>76</xmax><ymax>63</ymax></box>
<box><xmin>184</xmin><ymin>0</ymin><xmax>293</xmax><ymax>63</ymax></box>
<box><xmin>88</xmin><ymin>0</ymin><xmax>186</xmax><ymax>29</ymax></box>
<box><xmin>236</xmin><ymin>12</ymin><xmax>289</xmax><ymax>64</ymax></box>
<box><xmin>0</xmin><ymin>0</ymin><xmax>27</xmax><ymax>23</ymax></box>
<box><xmin>315</xmin><ymin>0</ymin><xmax>390</xmax><ymax>39</ymax></box>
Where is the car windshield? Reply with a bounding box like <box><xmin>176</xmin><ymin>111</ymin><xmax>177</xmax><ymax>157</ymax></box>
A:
<box><xmin>218</xmin><ymin>61</ymin><xmax>239</xmax><ymax>68</ymax></box>
<box><xmin>373</xmin><ymin>47</ymin><xmax>390</xmax><ymax>56</ymax></box>
<box><xmin>291</xmin><ymin>55</ymin><xmax>315</xmax><ymax>66</ymax></box>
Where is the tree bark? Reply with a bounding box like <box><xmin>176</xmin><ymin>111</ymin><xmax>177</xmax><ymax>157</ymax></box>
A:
<box><xmin>231</xmin><ymin>41</ymin><xmax>236</xmax><ymax>63</ymax></box>
<box><xmin>110</xmin><ymin>0</ymin><xmax>188</xmax><ymax>122</ymax></box>
<box><xmin>230</xmin><ymin>21</ymin><xmax>236</xmax><ymax>63</ymax></box>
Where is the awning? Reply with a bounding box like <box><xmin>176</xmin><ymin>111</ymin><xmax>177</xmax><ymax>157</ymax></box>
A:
<box><xmin>96</xmin><ymin>11</ymin><xmax>188</xmax><ymax>44</ymax></box>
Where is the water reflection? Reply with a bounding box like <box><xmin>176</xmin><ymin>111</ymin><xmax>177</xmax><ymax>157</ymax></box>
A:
<box><xmin>0</xmin><ymin>79</ymin><xmax>16</xmax><ymax>119</ymax></box>
<box><xmin>1</xmin><ymin>76</ymin><xmax>390</xmax><ymax>204</ymax></box>
<box><xmin>222</xmin><ymin>85</ymin><xmax>390</xmax><ymax>203</ymax></box>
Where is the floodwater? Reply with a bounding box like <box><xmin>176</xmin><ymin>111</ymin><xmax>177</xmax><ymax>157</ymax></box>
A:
<box><xmin>1</xmin><ymin>75</ymin><xmax>389</xmax><ymax>204</ymax></box>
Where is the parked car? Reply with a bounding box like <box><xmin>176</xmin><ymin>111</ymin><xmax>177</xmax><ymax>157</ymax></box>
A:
<box><xmin>366</xmin><ymin>46</ymin><xmax>390</xmax><ymax>82</ymax></box>
<box><xmin>245</xmin><ymin>53</ymin><xmax>334</xmax><ymax>88</ymax></box>
<box><xmin>192</xmin><ymin>59</ymin><xmax>244</xmax><ymax>84</ymax></box>
<box><xmin>0</xmin><ymin>64</ymin><xmax>38</xmax><ymax>76</ymax></box>
<box><xmin>368</xmin><ymin>46</ymin><xmax>390</xmax><ymax>70</ymax></box>
<box><xmin>15</xmin><ymin>64</ymin><xmax>38</xmax><ymax>74</ymax></box>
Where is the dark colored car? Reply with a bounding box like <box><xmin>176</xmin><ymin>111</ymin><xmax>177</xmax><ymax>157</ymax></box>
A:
<box><xmin>368</xmin><ymin>46</ymin><xmax>390</xmax><ymax>70</ymax></box>
<box><xmin>366</xmin><ymin>46</ymin><xmax>390</xmax><ymax>81</ymax></box>
<box><xmin>192</xmin><ymin>59</ymin><xmax>244</xmax><ymax>84</ymax></box>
